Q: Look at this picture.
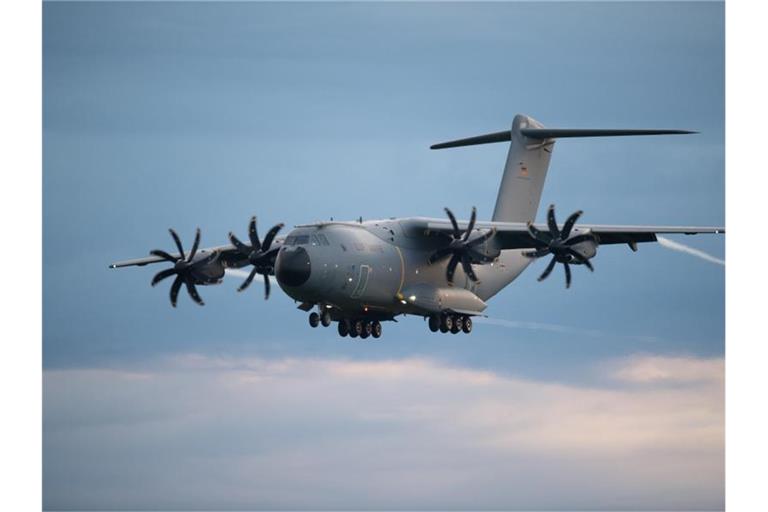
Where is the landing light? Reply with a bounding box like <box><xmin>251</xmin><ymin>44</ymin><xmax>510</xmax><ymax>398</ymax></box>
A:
<box><xmin>409</xmin><ymin>295</ymin><xmax>417</xmax><ymax>302</ymax></box>
<box><xmin>400</xmin><ymin>300</ymin><xmax>407</xmax><ymax>305</ymax></box>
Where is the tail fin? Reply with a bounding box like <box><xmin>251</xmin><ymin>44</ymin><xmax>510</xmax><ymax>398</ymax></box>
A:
<box><xmin>431</xmin><ymin>114</ymin><xmax>696</xmax><ymax>223</ymax></box>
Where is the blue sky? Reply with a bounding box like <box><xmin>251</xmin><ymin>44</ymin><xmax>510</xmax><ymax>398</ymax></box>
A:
<box><xmin>43</xmin><ymin>2</ymin><xmax>724</xmax><ymax>509</ymax></box>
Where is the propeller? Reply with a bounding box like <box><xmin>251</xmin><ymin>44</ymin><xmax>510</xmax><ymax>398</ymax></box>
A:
<box><xmin>523</xmin><ymin>204</ymin><xmax>598</xmax><ymax>288</ymax></box>
<box><xmin>228</xmin><ymin>216</ymin><xmax>284</xmax><ymax>299</ymax></box>
<box><xmin>428</xmin><ymin>206</ymin><xmax>497</xmax><ymax>284</ymax></box>
<box><xmin>150</xmin><ymin>228</ymin><xmax>219</xmax><ymax>307</ymax></box>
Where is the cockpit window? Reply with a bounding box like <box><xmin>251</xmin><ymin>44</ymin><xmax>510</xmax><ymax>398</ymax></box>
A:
<box><xmin>284</xmin><ymin>234</ymin><xmax>311</xmax><ymax>246</ymax></box>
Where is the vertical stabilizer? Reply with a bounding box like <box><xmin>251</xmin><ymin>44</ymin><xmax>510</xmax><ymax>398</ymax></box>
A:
<box><xmin>492</xmin><ymin>114</ymin><xmax>553</xmax><ymax>223</ymax></box>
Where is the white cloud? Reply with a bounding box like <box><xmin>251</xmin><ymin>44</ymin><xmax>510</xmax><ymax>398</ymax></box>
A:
<box><xmin>43</xmin><ymin>354</ymin><xmax>723</xmax><ymax>510</ymax></box>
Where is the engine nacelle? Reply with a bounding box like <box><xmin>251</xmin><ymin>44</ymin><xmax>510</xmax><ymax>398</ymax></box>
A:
<box><xmin>566</xmin><ymin>231</ymin><xmax>598</xmax><ymax>263</ymax></box>
<box><xmin>188</xmin><ymin>250</ymin><xmax>226</xmax><ymax>285</ymax></box>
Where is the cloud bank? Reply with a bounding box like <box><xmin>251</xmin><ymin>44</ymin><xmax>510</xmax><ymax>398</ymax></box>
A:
<box><xmin>44</xmin><ymin>354</ymin><xmax>723</xmax><ymax>510</ymax></box>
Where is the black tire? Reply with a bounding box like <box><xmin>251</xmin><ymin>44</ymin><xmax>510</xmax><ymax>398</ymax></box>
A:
<box><xmin>462</xmin><ymin>316</ymin><xmax>473</xmax><ymax>334</ymax></box>
<box><xmin>363</xmin><ymin>321</ymin><xmax>373</xmax><ymax>337</ymax></box>
<box><xmin>338</xmin><ymin>320</ymin><xmax>349</xmax><ymax>337</ymax></box>
<box><xmin>454</xmin><ymin>315</ymin><xmax>463</xmax><ymax>332</ymax></box>
<box><xmin>428</xmin><ymin>315</ymin><xmax>440</xmax><ymax>332</ymax></box>
<box><xmin>353</xmin><ymin>319</ymin><xmax>364</xmax><ymax>337</ymax></box>
<box><xmin>450</xmin><ymin>319</ymin><xmax>461</xmax><ymax>334</ymax></box>
<box><xmin>321</xmin><ymin>310</ymin><xmax>332</xmax><ymax>327</ymax></box>
<box><xmin>371</xmin><ymin>321</ymin><xmax>382</xmax><ymax>338</ymax></box>
<box><xmin>442</xmin><ymin>314</ymin><xmax>453</xmax><ymax>333</ymax></box>
<box><xmin>309</xmin><ymin>312</ymin><xmax>320</xmax><ymax>328</ymax></box>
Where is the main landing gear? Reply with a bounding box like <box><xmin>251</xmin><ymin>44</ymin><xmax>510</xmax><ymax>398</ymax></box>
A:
<box><xmin>308</xmin><ymin>310</ymin><xmax>382</xmax><ymax>339</ymax></box>
<box><xmin>337</xmin><ymin>318</ymin><xmax>382</xmax><ymax>339</ymax></box>
<box><xmin>428</xmin><ymin>313</ymin><xmax>473</xmax><ymax>334</ymax></box>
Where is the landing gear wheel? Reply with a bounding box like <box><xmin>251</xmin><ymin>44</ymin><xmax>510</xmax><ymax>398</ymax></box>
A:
<box><xmin>320</xmin><ymin>309</ymin><xmax>332</xmax><ymax>327</ymax></box>
<box><xmin>309</xmin><ymin>312</ymin><xmax>320</xmax><ymax>328</ymax></box>
<box><xmin>338</xmin><ymin>319</ymin><xmax>349</xmax><ymax>337</ymax></box>
<box><xmin>451</xmin><ymin>315</ymin><xmax>463</xmax><ymax>334</ymax></box>
<box><xmin>441</xmin><ymin>314</ymin><xmax>453</xmax><ymax>333</ymax></box>
<box><xmin>428</xmin><ymin>315</ymin><xmax>440</xmax><ymax>333</ymax></box>
<box><xmin>371</xmin><ymin>321</ymin><xmax>382</xmax><ymax>339</ymax></box>
<box><xmin>353</xmin><ymin>319</ymin><xmax>364</xmax><ymax>338</ymax></box>
<box><xmin>360</xmin><ymin>321</ymin><xmax>373</xmax><ymax>339</ymax></box>
<box><xmin>462</xmin><ymin>316</ymin><xmax>473</xmax><ymax>334</ymax></box>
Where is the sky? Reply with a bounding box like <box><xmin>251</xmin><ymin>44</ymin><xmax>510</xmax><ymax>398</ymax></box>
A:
<box><xmin>43</xmin><ymin>2</ymin><xmax>725</xmax><ymax>510</ymax></box>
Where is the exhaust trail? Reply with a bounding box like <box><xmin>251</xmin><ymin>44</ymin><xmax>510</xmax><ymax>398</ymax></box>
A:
<box><xmin>657</xmin><ymin>236</ymin><xmax>725</xmax><ymax>266</ymax></box>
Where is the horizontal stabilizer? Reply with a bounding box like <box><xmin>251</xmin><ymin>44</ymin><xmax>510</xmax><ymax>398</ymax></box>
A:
<box><xmin>431</xmin><ymin>127</ymin><xmax>696</xmax><ymax>149</ymax></box>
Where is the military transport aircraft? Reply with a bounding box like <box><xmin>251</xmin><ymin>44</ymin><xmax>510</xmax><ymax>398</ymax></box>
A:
<box><xmin>110</xmin><ymin>114</ymin><xmax>724</xmax><ymax>339</ymax></box>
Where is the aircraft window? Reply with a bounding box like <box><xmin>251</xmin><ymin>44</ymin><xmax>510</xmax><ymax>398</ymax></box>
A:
<box><xmin>284</xmin><ymin>236</ymin><xmax>296</xmax><ymax>246</ymax></box>
<box><xmin>316</xmin><ymin>234</ymin><xmax>330</xmax><ymax>246</ymax></box>
<box><xmin>295</xmin><ymin>235</ymin><xmax>310</xmax><ymax>245</ymax></box>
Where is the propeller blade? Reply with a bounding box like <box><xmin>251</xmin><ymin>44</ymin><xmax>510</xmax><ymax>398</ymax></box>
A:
<box><xmin>463</xmin><ymin>206</ymin><xmax>477</xmax><ymax>242</ymax></box>
<box><xmin>188</xmin><ymin>227</ymin><xmax>201</xmax><ymax>261</ymax></box>
<box><xmin>151</xmin><ymin>267</ymin><xmax>177</xmax><ymax>287</ymax></box>
<box><xmin>546</xmin><ymin>205</ymin><xmax>560</xmax><ymax>238</ymax></box>
<box><xmin>460</xmin><ymin>252</ymin><xmax>478</xmax><ymax>281</ymax></box>
<box><xmin>150</xmin><ymin>249</ymin><xmax>178</xmax><ymax>263</ymax></box>
<box><xmin>248</xmin><ymin>216</ymin><xmax>261</xmax><ymax>250</ymax></box>
<box><xmin>467</xmin><ymin>227</ymin><xmax>496</xmax><ymax>247</ymax></box>
<box><xmin>428</xmin><ymin>246</ymin><xmax>454</xmax><ymax>264</ymax></box>
<box><xmin>238</xmin><ymin>267</ymin><xmax>259</xmax><ymax>292</ymax></box>
<box><xmin>169</xmin><ymin>229</ymin><xmax>186</xmax><ymax>260</ymax></box>
<box><xmin>446</xmin><ymin>253</ymin><xmax>460</xmax><ymax>283</ymax></box>
<box><xmin>184</xmin><ymin>277</ymin><xmax>205</xmax><ymax>306</ymax></box>
<box><xmin>228</xmin><ymin>232</ymin><xmax>251</xmax><ymax>256</ymax></box>
<box><xmin>565</xmin><ymin>233</ymin><xmax>598</xmax><ymax>246</ymax></box>
<box><xmin>527</xmin><ymin>223</ymin><xmax>551</xmax><ymax>245</ymax></box>
<box><xmin>264</xmin><ymin>274</ymin><xmax>271</xmax><ymax>300</ymax></box>
<box><xmin>560</xmin><ymin>210</ymin><xmax>583</xmax><ymax>239</ymax></box>
<box><xmin>538</xmin><ymin>256</ymin><xmax>557</xmax><ymax>281</ymax></box>
<box><xmin>169</xmin><ymin>275</ymin><xmax>183</xmax><ymax>307</ymax></box>
<box><xmin>564</xmin><ymin>262</ymin><xmax>572</xmax><ymax>289</ymax></box>
<box><xmin>444</xmin><ymin>207</ymin><xmax>461</xmax><ymax>239</ymax></box>
<box><xmin>262</xmin><ymin>223</ymin><xmax>284</xmax><ymax>252</ymax></box>
<box><xmin>523</xmin><ymin>248</ymin><xmax>551</xmax><ymax>259</ymax></box>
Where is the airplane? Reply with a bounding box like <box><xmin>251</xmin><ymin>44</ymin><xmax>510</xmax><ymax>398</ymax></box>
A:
<box><xmin>110</xmin><ymin>114</ymin><xmax>724</xmax><ymax>339</ymax></box>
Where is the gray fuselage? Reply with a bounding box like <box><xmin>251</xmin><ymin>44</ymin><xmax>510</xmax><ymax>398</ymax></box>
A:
<box><xmin>273</xmin><ymin>218</ymin><xmax>531</xmax><ymax>320</ymax></box>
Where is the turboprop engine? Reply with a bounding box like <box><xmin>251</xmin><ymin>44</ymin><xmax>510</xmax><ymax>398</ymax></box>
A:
<box><xmin>523</xmin><ymin>204</ymin><xmax>599</xmax><ymax>288</ymax></box>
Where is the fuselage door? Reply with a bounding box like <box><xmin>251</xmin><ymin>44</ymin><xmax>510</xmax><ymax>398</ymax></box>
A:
<box><xmin>350</xmin><ymin>264</ymin><xmax>371</xmax><ymax>298</ymax></box>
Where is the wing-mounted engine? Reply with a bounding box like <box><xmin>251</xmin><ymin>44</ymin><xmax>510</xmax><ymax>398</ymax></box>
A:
<box><xmin>228</xmin><ymin>216</ymin><xmax>284</xmax><ymax>299</ymax></box>
<box><xmin>149</xmin><ymin>228</ymin><xmax>225</xmax><ymax>307</ymax></box>
<box><xmin>524</xmin><ymin>204</ymin><xmax>599</xmax><ymax>288</ymax></box>
<box><xmin>428</xmin><ymin>206</ymin><xmax>500</xmax><ymax>284</ymax></box>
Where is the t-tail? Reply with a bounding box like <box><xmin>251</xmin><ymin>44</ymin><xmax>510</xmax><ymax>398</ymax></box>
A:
<box><xmin>431</xmin><ymin>114</ymin><xmax>696</xmax><ymax>223</ymax></box>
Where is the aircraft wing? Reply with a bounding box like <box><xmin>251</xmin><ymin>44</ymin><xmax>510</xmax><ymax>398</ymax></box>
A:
<box><xmin>421</xmin><ymin>219</ymin><xmax>724</xmax><ymax>250</ymax></box>
<box><xmin>109</xmin><ymin>244</ymin><xmax>250</xmax><ymax>269</ymax></box>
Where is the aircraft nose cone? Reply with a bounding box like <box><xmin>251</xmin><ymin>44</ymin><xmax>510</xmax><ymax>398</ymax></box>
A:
<box><xmin>275</xmin><ymin>246</ymin><xmax>311</xmax><ymax>287</ymax></box>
